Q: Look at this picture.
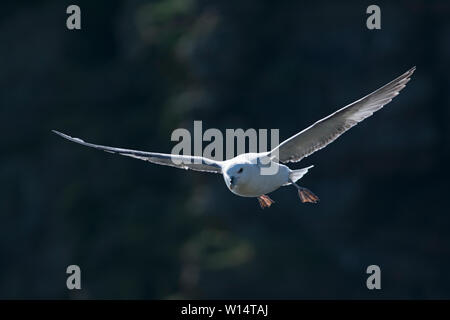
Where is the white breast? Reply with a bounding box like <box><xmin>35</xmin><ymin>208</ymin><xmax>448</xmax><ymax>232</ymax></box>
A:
<box><xmin>230</xmin><ymin>161</ymin><xmax>290</xmax><ymax>197</ymax></box>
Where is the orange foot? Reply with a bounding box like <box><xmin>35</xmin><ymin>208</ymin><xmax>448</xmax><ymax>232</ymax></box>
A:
<box><xmin>257</xmin><ymin>194</ymin><xmax>275</xmax><ymax>209</ymax></box>
<box><xmin>298</xmin><ymin>187</ymin><xmax>320</xmax><ymax>203</ymax></box>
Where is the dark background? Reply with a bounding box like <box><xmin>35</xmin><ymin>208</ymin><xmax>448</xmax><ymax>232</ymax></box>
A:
<box><xmin>1</xmin><ymin>0</ymin><xmax>449</xmax><ymax>299</ymax></box>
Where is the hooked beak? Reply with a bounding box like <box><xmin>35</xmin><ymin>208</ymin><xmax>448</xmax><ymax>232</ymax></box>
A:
<box><xmin>229</xmin><ymin>176</ymin><xmax>236</xmax><ymax>189</ymax></box>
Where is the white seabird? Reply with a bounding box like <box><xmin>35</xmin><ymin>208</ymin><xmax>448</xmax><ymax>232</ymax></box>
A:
<box><xmin>53</xmin><ymin>67</ymin><xmax>415</xmax><ymax>208</ymax></box>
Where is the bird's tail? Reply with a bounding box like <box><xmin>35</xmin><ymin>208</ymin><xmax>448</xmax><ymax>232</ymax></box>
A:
<box><xmin>284</xmin><ymin>165</ymin><xmax>314</xmax><ymax>185</ymax></box>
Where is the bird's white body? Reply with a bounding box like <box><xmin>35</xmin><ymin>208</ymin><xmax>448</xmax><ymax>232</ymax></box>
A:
<box><xmin>221</xmin><ymin>153</ymin><xmax>291</xmax><ymax>197</ymax></box>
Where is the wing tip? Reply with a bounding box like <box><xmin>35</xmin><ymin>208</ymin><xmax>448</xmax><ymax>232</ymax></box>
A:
<box><xmin>52</xmin><ymin>129</ymin><xmax>70</xmax><ymax>139</ymax></box>
<box><xmin>405</xmin><ymin>66</ymin><xmax>416</xmax><ymax>78</ymax></box>
<box><xmin>52</xmin><ymin>130</ymin><xmax>85</xmax><ymax>143</ymax></box>
<box><xmin>52</xmin><ymin>129</ymin><xmax>67</xmax><ymax>138</ymax></box>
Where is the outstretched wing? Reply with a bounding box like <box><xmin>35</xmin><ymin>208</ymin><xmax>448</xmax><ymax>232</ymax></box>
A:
<box><xmin>269</xmin><ymin>67</ymin><xmax>416</xmax><ymax>163</ymax></box>
<box><xmin>52</xmin><ymin>130</ymin><xmax>222</xmax><ymax>173</ymax></box>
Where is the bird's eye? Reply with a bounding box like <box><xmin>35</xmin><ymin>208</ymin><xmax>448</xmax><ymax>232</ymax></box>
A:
<box><xmin>238</xmin><ymin>168</ymin><xmax>243</xmax><ymax>173</ymax></box>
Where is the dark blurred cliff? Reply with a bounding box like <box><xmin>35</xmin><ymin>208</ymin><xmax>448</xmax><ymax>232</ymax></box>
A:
<box><xmin>0</xmin><ymin>0</ymin><xmax>449</xmax><ymax>298</ymax></box>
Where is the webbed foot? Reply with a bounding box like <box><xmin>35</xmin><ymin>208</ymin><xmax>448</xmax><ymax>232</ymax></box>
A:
<box><xmin>298</xmin><ymin>187</ymin><xmax>320</xmax><ymax>203</ymax></box>
<box><xmin>257</xmin><ymin>194</ymin><xmax>275</xmax><ymax>209</ymax></box>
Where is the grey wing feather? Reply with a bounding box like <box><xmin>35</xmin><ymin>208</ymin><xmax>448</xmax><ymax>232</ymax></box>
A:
<box><xmin>52</xmin><ymin>130</ymin><xmax>222</xmax><ymax>173</ymax></box>
<box><xmin>270</xmin><ymin>67</ymin><xmax>416</xmax><ymax>163</ymax></box>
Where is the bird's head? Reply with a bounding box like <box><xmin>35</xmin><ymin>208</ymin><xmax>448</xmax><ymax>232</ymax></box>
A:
<box><xmin>223</xmin><ymin>162</ymin><xmax>255</xmax><ymax>192</ymax></box>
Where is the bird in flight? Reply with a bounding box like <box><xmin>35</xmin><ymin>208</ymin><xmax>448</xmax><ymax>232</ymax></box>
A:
<box><xmin>53</xmin><ymin>67</ymin><xmax>415</xmax><ymax>209</ymax></box>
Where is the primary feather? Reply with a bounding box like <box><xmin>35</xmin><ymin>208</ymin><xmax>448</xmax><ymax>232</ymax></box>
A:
<box><xmin>52</xmin><ymin>130</ymin><xmax>222</xmax><ymax>173</ymax></box>
<box><xmin>270</xmin><ymin>67</ymin><xmax>416</xmax><ymax>163</ymax></box>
